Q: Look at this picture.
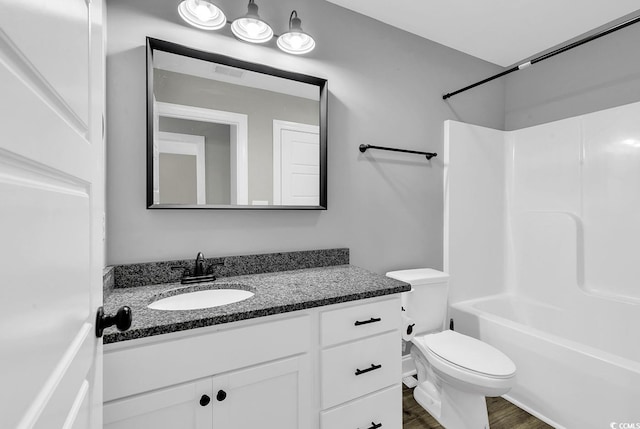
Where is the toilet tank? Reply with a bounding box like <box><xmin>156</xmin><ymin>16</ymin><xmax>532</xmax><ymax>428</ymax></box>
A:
<box><xmin>386</xmin><ymin>268</ymin><xmax>450</xmax><ymax>335</ymax></box>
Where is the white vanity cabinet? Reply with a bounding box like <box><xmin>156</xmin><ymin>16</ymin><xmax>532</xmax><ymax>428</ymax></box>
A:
<box><xmin>104</xmin><ymin>355</ymin><xmax>309</xmax><ymax>429</ymax></box>
<box><xmin>319</xmin><ymin>298</ymin><xmax>403</xmax><ymax>429</ymax></box>
<box><xmin>103</xmin><ymin>295</ymin><xmax>402</xmax><ymax>429</ymax></box>
<box><xmin>103</xmin><ymin>315</ymin><xmax>311</xmax><ymax>429</ymax></box>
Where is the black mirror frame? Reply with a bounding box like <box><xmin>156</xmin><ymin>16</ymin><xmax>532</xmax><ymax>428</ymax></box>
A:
<box><xmin>146</xmin><ymin>37</ymin><xmax>328</xmax><ymax>210</ymax></box>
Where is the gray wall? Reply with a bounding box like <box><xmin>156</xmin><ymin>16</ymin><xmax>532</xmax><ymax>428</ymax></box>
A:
<box><xmin>505</xmin><ymin>15</ymin><xmax>640</xmax><ymax>130</ymax></box>
<box><xmin>158</xmin><ymin>153</ymin><xmax>197</xmax><ymax>204</ymax></box>
<box><xmin>106</xmin><ymin>0</ymin><xmax>505</xmax><ymax>272</ymax></box>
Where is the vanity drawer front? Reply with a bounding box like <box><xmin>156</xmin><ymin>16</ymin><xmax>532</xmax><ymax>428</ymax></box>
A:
<box><xmin>321</xmin><ymin>297</ymin><xmax>400</xmax><ymax>346</ymax></box>
<box><xmin>320</xmin><ymin>384</ymin><xmax>402</xmax><ymax>429</ymax></box>
<box><xmin>104</xmin><ymin>315</ymin><xmax>310</xmax><ymax>402</ymax></box>
<box><xmin>321</xmin><ymin>331</ymin><xmax>400</xmax><ymax>409</ymax></box>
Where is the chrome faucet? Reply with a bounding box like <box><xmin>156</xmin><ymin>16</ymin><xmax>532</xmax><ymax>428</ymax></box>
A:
<box><xmin>194</xmin><ymin>252</ymin><xmax>206</xmax><ymax>277</ymax></box>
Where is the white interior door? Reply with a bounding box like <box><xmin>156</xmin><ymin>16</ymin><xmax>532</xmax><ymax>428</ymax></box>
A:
<box><xmin>273</xmin><ymin>120</ymin><xmax>320</xmax><ymax>206</ymax></box>
<box><xmin>0</xmin><ymin>0</ymin><xmax>104</xmax><ymax>428</ymax></box>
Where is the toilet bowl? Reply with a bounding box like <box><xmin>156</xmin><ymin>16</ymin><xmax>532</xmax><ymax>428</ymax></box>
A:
<box><xmin>411</xmin><ymin>330</ymin><xmax>516</xmax><ymax>428</ymax></box>
<box><xmin>387</xmin><ymin>268</ymin><xmax>516</xmax><ymax>429</ymax></box>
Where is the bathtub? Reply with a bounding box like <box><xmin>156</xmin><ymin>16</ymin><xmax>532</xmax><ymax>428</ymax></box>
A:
<box><xmin>450</xmin><ymin>294</ymin><xmax>640</xmax><ymax>429</ymax></box>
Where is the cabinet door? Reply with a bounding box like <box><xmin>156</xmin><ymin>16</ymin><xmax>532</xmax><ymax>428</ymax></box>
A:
<box><xmin>212</xmin><ymin>355</ymin><xmax>310</xmax><ymax>429</ymax></box>
<box><xmin>104</xmin><ymin>378</ymin><xmax>212</xmax><ymax>429</ymax></box>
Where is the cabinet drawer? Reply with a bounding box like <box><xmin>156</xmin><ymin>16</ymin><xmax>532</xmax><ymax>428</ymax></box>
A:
<box><xmin>321</xmin><ymin>298</ymin><xmax>400</xmax><ymax>347</ymax></box>
<box><xmin>320</xmin><ymin>384</ymin><xmax>402</xmax><ymax>429</ymax></box>
<box><xmin>321</xmin><ymin>331</ymin><xmax>400</xmax><ymax>409</ymax></box>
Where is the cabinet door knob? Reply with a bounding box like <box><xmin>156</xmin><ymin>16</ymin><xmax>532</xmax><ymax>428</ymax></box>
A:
<box><xmin>199</xmin><ymin>394</ymin><xmax>211</xmax><ymax>406</ymax></box>
<box><xmin>216</xmin><ymin>390</ymin><xmax>227</xmax><ymax>401</ymax></box>
<box><xmin>95</xmin><ymin>306</ymin><xmax>132</xmax><ymax>338</ymax></box>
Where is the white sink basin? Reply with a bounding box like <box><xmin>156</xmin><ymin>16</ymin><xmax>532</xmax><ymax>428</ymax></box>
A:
<box><xmin>148</xmin><ymin>288</ymin><xmax>254</xmax><ymax>311</ymax></box>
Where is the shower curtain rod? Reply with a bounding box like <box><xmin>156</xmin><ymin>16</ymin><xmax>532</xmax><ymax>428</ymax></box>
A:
<box><xmin>442</xmin><ymin>13</ymin><xmax>640</xmax><ymax>100</ymax></box>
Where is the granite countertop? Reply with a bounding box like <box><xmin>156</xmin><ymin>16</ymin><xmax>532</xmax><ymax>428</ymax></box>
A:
<box><xmin>103</xmin><ymin>264</ymin><xmax>409</xmax><ymax>344</ymax></box>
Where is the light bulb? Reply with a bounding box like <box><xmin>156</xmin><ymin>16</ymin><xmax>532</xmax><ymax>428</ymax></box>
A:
<box><xmin>277</xmin><ymin>10</ymin><xmax>316</xmax><ymax>55</ymax></box>
<box><xmin>245</xmin><ymin>20</ymin><xmax>261</xmax><ymax>37</ymax></box>
<box><xmin>289</xmin><ymin>33</ymin><xmax>303</xmax><ymax>49</ymax></box>
<box><xmin>231</xmin><ymin>18</ymin><xmax>272</xmax><ymax>43</ymax></box>
<box><xmin>194</xmin><ymin>3</ymin><xmax>214</xmax><ymax>20</ymax></box>
<box><xmin>178</xmin><ymin>0</ymin><xmax>227</xmax><ymax>30</ymax></box>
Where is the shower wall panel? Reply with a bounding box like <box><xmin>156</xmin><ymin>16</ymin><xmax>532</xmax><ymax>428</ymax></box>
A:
<box><xmin>446</xmin><ymin>101</ymin><xmax>640</xmax><ymax>305</ymax></box>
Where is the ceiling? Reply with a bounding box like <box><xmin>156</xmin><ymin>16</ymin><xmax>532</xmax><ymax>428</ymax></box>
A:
<box><xmin>324</xmin><ymin>0</ymin><xmax>640</xmax><ymax>66</ymax></box>
<box><xmin>154</xmin><ymin>51</ymin><xmax>319</xmax><ymax>100</ymax></box>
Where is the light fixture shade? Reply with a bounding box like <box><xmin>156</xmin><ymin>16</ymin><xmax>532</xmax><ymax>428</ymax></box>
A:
<box><xmin>178</xmin><ymin>0</ymin><xmax>227</xmax><ymax>30</ymax></box>
<box><xmin>231</xmin><ymin>0</ymin><xmax>274</xmax><ymax>44</ymax></box>
<box><xmin>277</xmin><ymin>11</ymin><xmax>315</xmax><ymax>55</ymax></box>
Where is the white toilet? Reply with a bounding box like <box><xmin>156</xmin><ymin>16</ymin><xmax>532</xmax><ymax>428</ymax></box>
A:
<box><xmin>386</xmin><ymin>268</ymin><xmax>516</xmax><ymax>429</ymax></box>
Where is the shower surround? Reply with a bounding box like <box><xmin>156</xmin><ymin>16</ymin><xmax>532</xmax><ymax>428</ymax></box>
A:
<box><xmin>444</xmin><ymin>101</ymin><xmax>640</xmax><ymax>428</ymax></box>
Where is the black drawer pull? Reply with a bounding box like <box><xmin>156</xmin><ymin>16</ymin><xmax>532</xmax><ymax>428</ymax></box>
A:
<box><xmin>354</xmin><ymin>317</ymin><xmax>381</xmax><ymax>326</ymax></box>
<box><xmin>359</xmin><ymin>422</ymin><xmax>382</xmax><ymax>429</ymax></box>
<box><xmin>355</xmin><ymin>363</ymin><xmax>382</xmax><ymax>376</ymax></box>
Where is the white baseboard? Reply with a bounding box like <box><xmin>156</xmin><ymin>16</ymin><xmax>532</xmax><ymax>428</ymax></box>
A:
<box><xmin>402</xmin><ymin>353</ymin><xmax>416</xmax><ymax>378</ymax></box>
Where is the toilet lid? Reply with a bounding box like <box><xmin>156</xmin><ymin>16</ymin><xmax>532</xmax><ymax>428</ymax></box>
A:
<box><xmin>420</xmin><ymin>331</ymin><xmax>516</xmax><ymax>378</ymax></box>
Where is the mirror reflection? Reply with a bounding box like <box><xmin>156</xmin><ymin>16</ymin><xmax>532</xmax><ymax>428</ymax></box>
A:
<box><xmin>147</xmin><ymin>38</ymin><xmax>327</xmax><ymax>209</ymax></box>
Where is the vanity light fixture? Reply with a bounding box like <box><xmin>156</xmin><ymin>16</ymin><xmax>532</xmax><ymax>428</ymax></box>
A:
<box><xmin>277</xmin><ymin>11</ymin><xmax>316</xmax><ymax>55</ymax></box>
<box><xmin>230</xmin><ymin>0</ymin><xmax>274</xmax><ymax>44</ymax></box>
<box><xmin>177</xmin><ymin>0</ymin><xmax>227</xmax><ymax>31</ymax></box>
<box><xmin>177</xmin><ymin>1</ymin><xmax>316</xmax><ymax>54</ymax></box>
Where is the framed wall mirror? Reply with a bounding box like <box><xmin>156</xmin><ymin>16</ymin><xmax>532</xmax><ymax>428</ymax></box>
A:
<box><xmin>146</xmin><ymin>38</ymin><xmax>328</xmax><ymax>209</ymax></box>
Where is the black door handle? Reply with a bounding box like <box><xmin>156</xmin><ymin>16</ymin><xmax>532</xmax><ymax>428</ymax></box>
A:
<box><xmin>355</xmin><ymin>363</ymin><xmax>382</xmax><ymax>376</ymax></box>
<box><xmin>199</xmin><ymin>394</ymin><xmax>211</xmax><ymax>406</ymax></box>
<box><xmin>216</xmin><ymin>390</ymin><xmax>227</xmax><ymax>401</ymax></box>
<box><xmin>95</xmin><ymin>306</ymin><xmax>132</xmax><ymax>338</ymax></box>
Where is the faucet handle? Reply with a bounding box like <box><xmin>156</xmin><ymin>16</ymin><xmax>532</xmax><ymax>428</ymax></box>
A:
<box><xmin>170</xmin><ymin>265</ymin><xmax>189</xmax><ymax>276</ymax></box>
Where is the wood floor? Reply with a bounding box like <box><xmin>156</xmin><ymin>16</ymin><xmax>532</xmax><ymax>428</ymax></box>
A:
<box><xmin>403</xmin><ymin>385</ymin><xmax>554</xmax><ymax>429</ymax></box>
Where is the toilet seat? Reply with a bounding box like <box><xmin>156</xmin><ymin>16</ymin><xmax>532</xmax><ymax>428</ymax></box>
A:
<box><xmin>419</xmin><ymin>330</ymin><xmax>516</xmax><ymax>378</ymax></box>
<box><xmin>412</xmin><ymin>331</ymin><xmax>516</xmax><ymax>393</ymax></box>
